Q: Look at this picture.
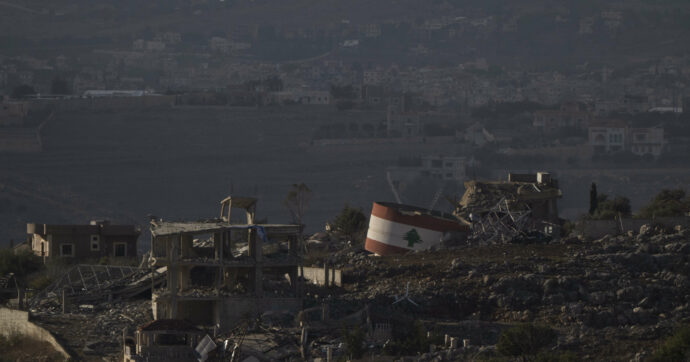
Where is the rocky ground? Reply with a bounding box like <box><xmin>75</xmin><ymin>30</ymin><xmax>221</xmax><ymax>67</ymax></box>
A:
<box><xmin>32</xmin><ymin>298</ymin><xmax>152</xmax><ymax>361</ymax></box>
<box><xmin>24</xmin><ymin>224</ymin><xmax>690</xmax><ymax>361</ymax></box>
<box><xmin>308</xmin><ymin>224</ymin><xmax>690</xmax><ymax>360</ymax></box>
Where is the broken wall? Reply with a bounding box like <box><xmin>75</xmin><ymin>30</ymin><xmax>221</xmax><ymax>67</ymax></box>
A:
<box><xmin>219</xmin><ymin>297</ymin><xmax>302</xmax><ymax>329</ymax></box>
<box><xmin>299</xmin><ymin>267</ymin><xmax>342</xmax><ymax>287</ymax></box>
<box><xmin>0</xmin><ymin>307</ymin><xmax>71</xmax><ymax>358</ymax></box>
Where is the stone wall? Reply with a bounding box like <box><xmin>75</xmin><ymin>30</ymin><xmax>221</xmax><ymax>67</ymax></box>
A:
<box><xmin>0</xmin><ymin>307</ymin><xmax>71</xmax><ymax>359</ymax></box>
<box><xmin>299</xmin><ymin>266</ymin><xmax>342</xmax><ymax>287</ymax></box>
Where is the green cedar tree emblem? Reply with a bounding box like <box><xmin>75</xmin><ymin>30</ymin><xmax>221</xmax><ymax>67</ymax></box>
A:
<box><xmin>404</xmin><ymin>228</ymin><xmax>423</xmax><ymax>247</ymax></box>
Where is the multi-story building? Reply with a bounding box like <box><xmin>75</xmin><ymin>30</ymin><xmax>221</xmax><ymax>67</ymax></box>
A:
<box><xmin>149</xmin><ymin>197</ymin><xmax>302</xmax><ymax>332</ymax></box>
<box><xmin>27</xmin><ymin>220</ymin><xmax>140</xmax><ymax>262</ymax></box>
<box><xmin>386</xmin><ymin>104</ymin><xmax>423</xmax><ymax>138</ymax></box>
<box><xmin>588</xmin><ymin>119</ymin><xmax>665</xmax><ymax>156</ymax></box>
<box><xmin>588</xmin><ymin>119</ymin><xmax>627</xmax><ymax>153</ymax></box>
<box><xmin>533</xmin><ymin>102</ymin><xmax>592</xmax><ymax>133</ymax></box>
<box><xmin>628</xmin><ymin>127</ymin><xmax>665</xmax><ymax>156</ymax></box>
<box><xmin>419</xmin><ymin>156</ymin><xmax>468</xmax><ymax>181</ymax></box>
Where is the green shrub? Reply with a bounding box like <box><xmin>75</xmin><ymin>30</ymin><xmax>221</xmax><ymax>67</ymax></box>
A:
<box><xmin>27</xmin><ymin>274</ymin><xmax>52</xmax><ymax>290</ymax></box>
<box><xmin>497</xmin><ymin>324</ymin><xmax>557</xmax><ymax>359</ymax></box>
<box><xmin>637</xmin><ymin>189</ymin><xmax>690</xmax><ymax>218</ymax></box>
<box><xmin>344</xmin><ymin>325</ymin><xmax>365</xmax><ymax>359</ymax></box>
<box><xmin>331</xmin><ymin>204</ymin><xmax>367</xmax><ymax>242</ymax></box>
<box><xmin>588</xmin><ymin>195</ymin><xmax>631</xmax><ymax>220</ymax></box>
<box><xmin>383</xmin><ymin>320</ymin><xmax>441</xmax><ymax>356</ymax></box>
<box><xmin>649</xmin><ymin>325</ymin><xmax>690</xmax><ymax>362</ymax></box>
<box><xmin>561</xmin><ymin>221</ymin><xmax>576</xmax><ymax>237</ymax></box>
<box><xmin>0</xmin><ymin>249</ymin><xmax>41</xmax><ymax>278</ymax></box>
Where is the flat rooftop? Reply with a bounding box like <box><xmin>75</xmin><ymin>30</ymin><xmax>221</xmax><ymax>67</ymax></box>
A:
<box><xmin>150</xmin><ymin>220</ymin><xmax>301</xmax><ymax>237</ymax></box>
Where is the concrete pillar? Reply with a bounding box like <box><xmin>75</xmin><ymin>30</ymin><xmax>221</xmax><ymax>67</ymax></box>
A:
<box><xmin>300</xmin><ymin>327</ymin><xmax>308</xmax><ymax>359</ymax></box>
<box><xmin>248</xmin><ymin>229</ymin><xmax>256</xmax><ymax>258</ymax></box>
<box><xmin>255</xmin><ymin>267</ymin><xmax>263</xmax><ymax>297</ymax></box>
<box><xmin>17</xmin><ymin>287</ymin><xmax>24</xmax><ymax>309</ymax></box>
<box><xmin>444</xmin><ymin>334</ymin><xmax>450</xmax><ymax>347</ymax></box>
<box><xmin>220</xmin><ymin>231</ymin><xmax>225</xmax><ymax>261</ymax></box>
<box><xmin>463</xmin><ymin>339</ymin><xmax>470</xmax><ymax>348</ymax></box>
<box><xmin>179</xmin><ymin>266</ymin><xmax>191</xmax><ymax>291</ymax></box>
<box><xmin>450</xmin><ymin>337</ymin><xmax>458</xmax><ymax>349</ymax></box>
<box><xmin>289</xmin><ymin>269</ymin><xmax>298</xmax><ymax>296</ymax></box>
<box><xmin>214</xmin><ymin>302</ymin><xmax>222</xmax><ymax>333</ymax></box>
<box><xmin>323</xmin><ymin>263</ymin><xmax>329</xmax><ymax>287</ymax></box>
<box><xmin>321</xmin><ymin>303</ymin><xmax>329</xmax><ymax>321</ymax></box>
<box><xmin>213</xmin><ymin>232</ymin><xmax>221</xmax><ymax>260</ymax></box>
<box><xmin>180</xmin><ymin>234</ymin><xmax>193</xmax><ymax>259</ymax></box>
<box><xmin>326</xmin><ymin>346</ymin><xmax>332</xmax><ymax>362</ymax></box>
<box><xmin>254</xmin><ymin>230</ymin><xmax>262</xmax><ymax>262</ymax></box>
<box><xmin>288</xmin><ymin>235</ymin><xmax>297</xmax><ymax>256</ymax></box>
<box><xmin>62</xmin><ymin>287</ymin><xmax>68</xmax><ymax>314</ymax></box>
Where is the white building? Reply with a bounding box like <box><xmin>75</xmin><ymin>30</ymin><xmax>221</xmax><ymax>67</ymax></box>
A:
<box><xmin>588</xmin><ymin>120</ymin><xmax>665</xmax><ymax>156</ymax></box>
<box><xmin>588</xmin><ymin>119</ymin><xmax>626</xmax><ymax>153</ymax></box>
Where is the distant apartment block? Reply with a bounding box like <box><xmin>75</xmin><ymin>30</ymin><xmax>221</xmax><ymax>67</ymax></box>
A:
<box><xmin>533</xmin><ymin>103</ymin><xmax>592</xmax><ymax>133</ymax></box>
<box><xmin>0</xmin><ymin>100</ymin><xmax>29</xmax><ymax>126</ymax></box>
<box><xmin>628</xmin><ymin>127</ymin><xmax>665</xmax><ymax>156</ymax></box>
<box><xmin>27</xmin><ymin>220</ymin><xmax>140</xmax><ymax>261</ymax></box>
<box><xmin>386</xmin><ymin>104</ymin><xmax>423</xmax><ymax>137</ymax></box>
<box><xmin>588</xmin><ymin>119</ymin><xmax>665</xmax><ymax>156</ymax></box>
<box><xmin>266</xmin><ymin>90</ymin><xmax>330</xmax><ymax>105</ymax></box>
<box><xmin>363</xmin><ymin>70</ymin><xmax>383</xmax><ymax>85</ymax></box>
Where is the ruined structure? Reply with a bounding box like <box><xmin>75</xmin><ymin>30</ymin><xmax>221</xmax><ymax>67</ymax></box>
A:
<box><xmin>124</xmin><ymin>319</ymin><xmax>205</xmax><ymax>362</ymax></box>
<box><xmin>149</xmin><ymin>197</ymin><xmax>303</xmax><ymax>332</ymax></box>
<box><xmin>27</xmin><ymin>220</ymin><xmax>140</xmax><ymax>262</ymax></box>
<box><xmin>365</xmin><ymin>202</ymin><xmax>469</xmax><ymax>255</ymax></box>
<box><xmin>457</xmin><ymin>172</ymin><xmax>562</xmax><ymax>242</ymax></box>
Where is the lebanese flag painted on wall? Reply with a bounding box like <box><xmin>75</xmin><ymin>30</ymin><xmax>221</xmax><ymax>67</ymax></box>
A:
<box><xmin>364</xmin><ymin>202</ymin><xmax>467</xmax><ymax>255</ymax></box>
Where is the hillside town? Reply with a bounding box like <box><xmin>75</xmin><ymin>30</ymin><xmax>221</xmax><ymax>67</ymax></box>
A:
<box><xmin>2</xmin><ymin>0</ymin><xmax>690</xmax><ymax>361</ymax></box>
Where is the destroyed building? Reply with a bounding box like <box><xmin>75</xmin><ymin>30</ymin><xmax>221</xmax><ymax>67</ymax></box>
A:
<box><xmin>124</xmin><ymin>319</ymin><xmax>205</xmax><ymax>362</ymax></box>
<box><xmin>456</xmin><ymin>172</ymin><xmax>562</xmax><ymax>242</ymax></box>
<box><xmin>27</xmin><ymin>220</ymin><xmax>140</xmax><ymax>261</ymax></box>
<box><xmin>149</xmin><ymin>197</ymin><xmax>303</xmax><ymax>332</ymax></box>
<box><xmin>365</xmin><ymin>201</ymin><xmax>469</xmax><ymax>255</ymax></box>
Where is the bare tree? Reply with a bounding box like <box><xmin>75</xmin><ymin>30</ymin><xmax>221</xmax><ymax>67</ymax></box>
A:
<box><xmin>283</xmin><ymin>183</ymin><xmax>312</xmax><ymax>229</ymax></box>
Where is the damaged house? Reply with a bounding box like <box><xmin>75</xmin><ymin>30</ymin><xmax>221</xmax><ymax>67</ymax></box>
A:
<box><xmin>149</xmin><ymin>196</ymin><xmax>303</xmax><ymax>332</ymax></box>
<box><xmin>456</xmin><ymin>172</ymin><xmax>562</xmax><ymax>243</ymax></box>
<box><xmin>124</xmin><ymin>319</ymin><xmax>205</xmax><ymax>362</ymax></box>
<box><xmin>27</xmin><ymin>220</ymin><xmax>140</xmax><ymax>262</ymax></box>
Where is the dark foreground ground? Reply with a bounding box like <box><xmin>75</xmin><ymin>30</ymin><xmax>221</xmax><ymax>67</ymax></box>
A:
<box><xmin>27</xmin><ymin>225</ymin><xmax>690</xmax><ymax>361</ymax></box>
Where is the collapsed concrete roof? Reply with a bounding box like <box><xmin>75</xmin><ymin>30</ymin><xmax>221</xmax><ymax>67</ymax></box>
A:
<box><xmin>138</xmin><ymin>319</ymin><xmax>202</xmax><ymax>332</ymax></box>
<box><xmin>460</xmin><ymin>181</ymin><xmax>561</xmax><ymax>213</ymax></box>
<box><xmin>457</xmin><ymin>172</ymin><xmax>562</xmax><ymax>218</ymax></box>
<box><xmin>149</xmin><ymin>220</ymin><xmax>301</xmax><ymax>238</ymax></box>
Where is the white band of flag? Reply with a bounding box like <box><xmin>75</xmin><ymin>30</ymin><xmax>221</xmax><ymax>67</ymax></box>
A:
<box><xmin>366</xmin><ymin>214</ymin><xmax>444</xmax><ymax>251</ymax></box>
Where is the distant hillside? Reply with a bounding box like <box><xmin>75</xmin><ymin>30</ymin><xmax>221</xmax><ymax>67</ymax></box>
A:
<box><xmin>1</xmin><ymin>0</ymin><xmax>688</xmax><ymax>68</ymax></box>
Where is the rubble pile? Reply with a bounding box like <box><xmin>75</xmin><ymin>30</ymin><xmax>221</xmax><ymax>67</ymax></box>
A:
<box><xmin>29</xmin><ymin>265</ymin><xmax>164</xmax><ymax>308</ymax></box>
<box><xmin>322</xmin><ymin>224</ymin><xmax>690</xmax><ymax>360</ymax></box>
<box><xmin>32</xmin><ymin>298</ymin><xmax>152</xmax><ymax>361</ymax></box>
<box><xmin>20</xmin><ymin>223</ymin><xmax>688</xmax><ymax>361</ymax></box>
